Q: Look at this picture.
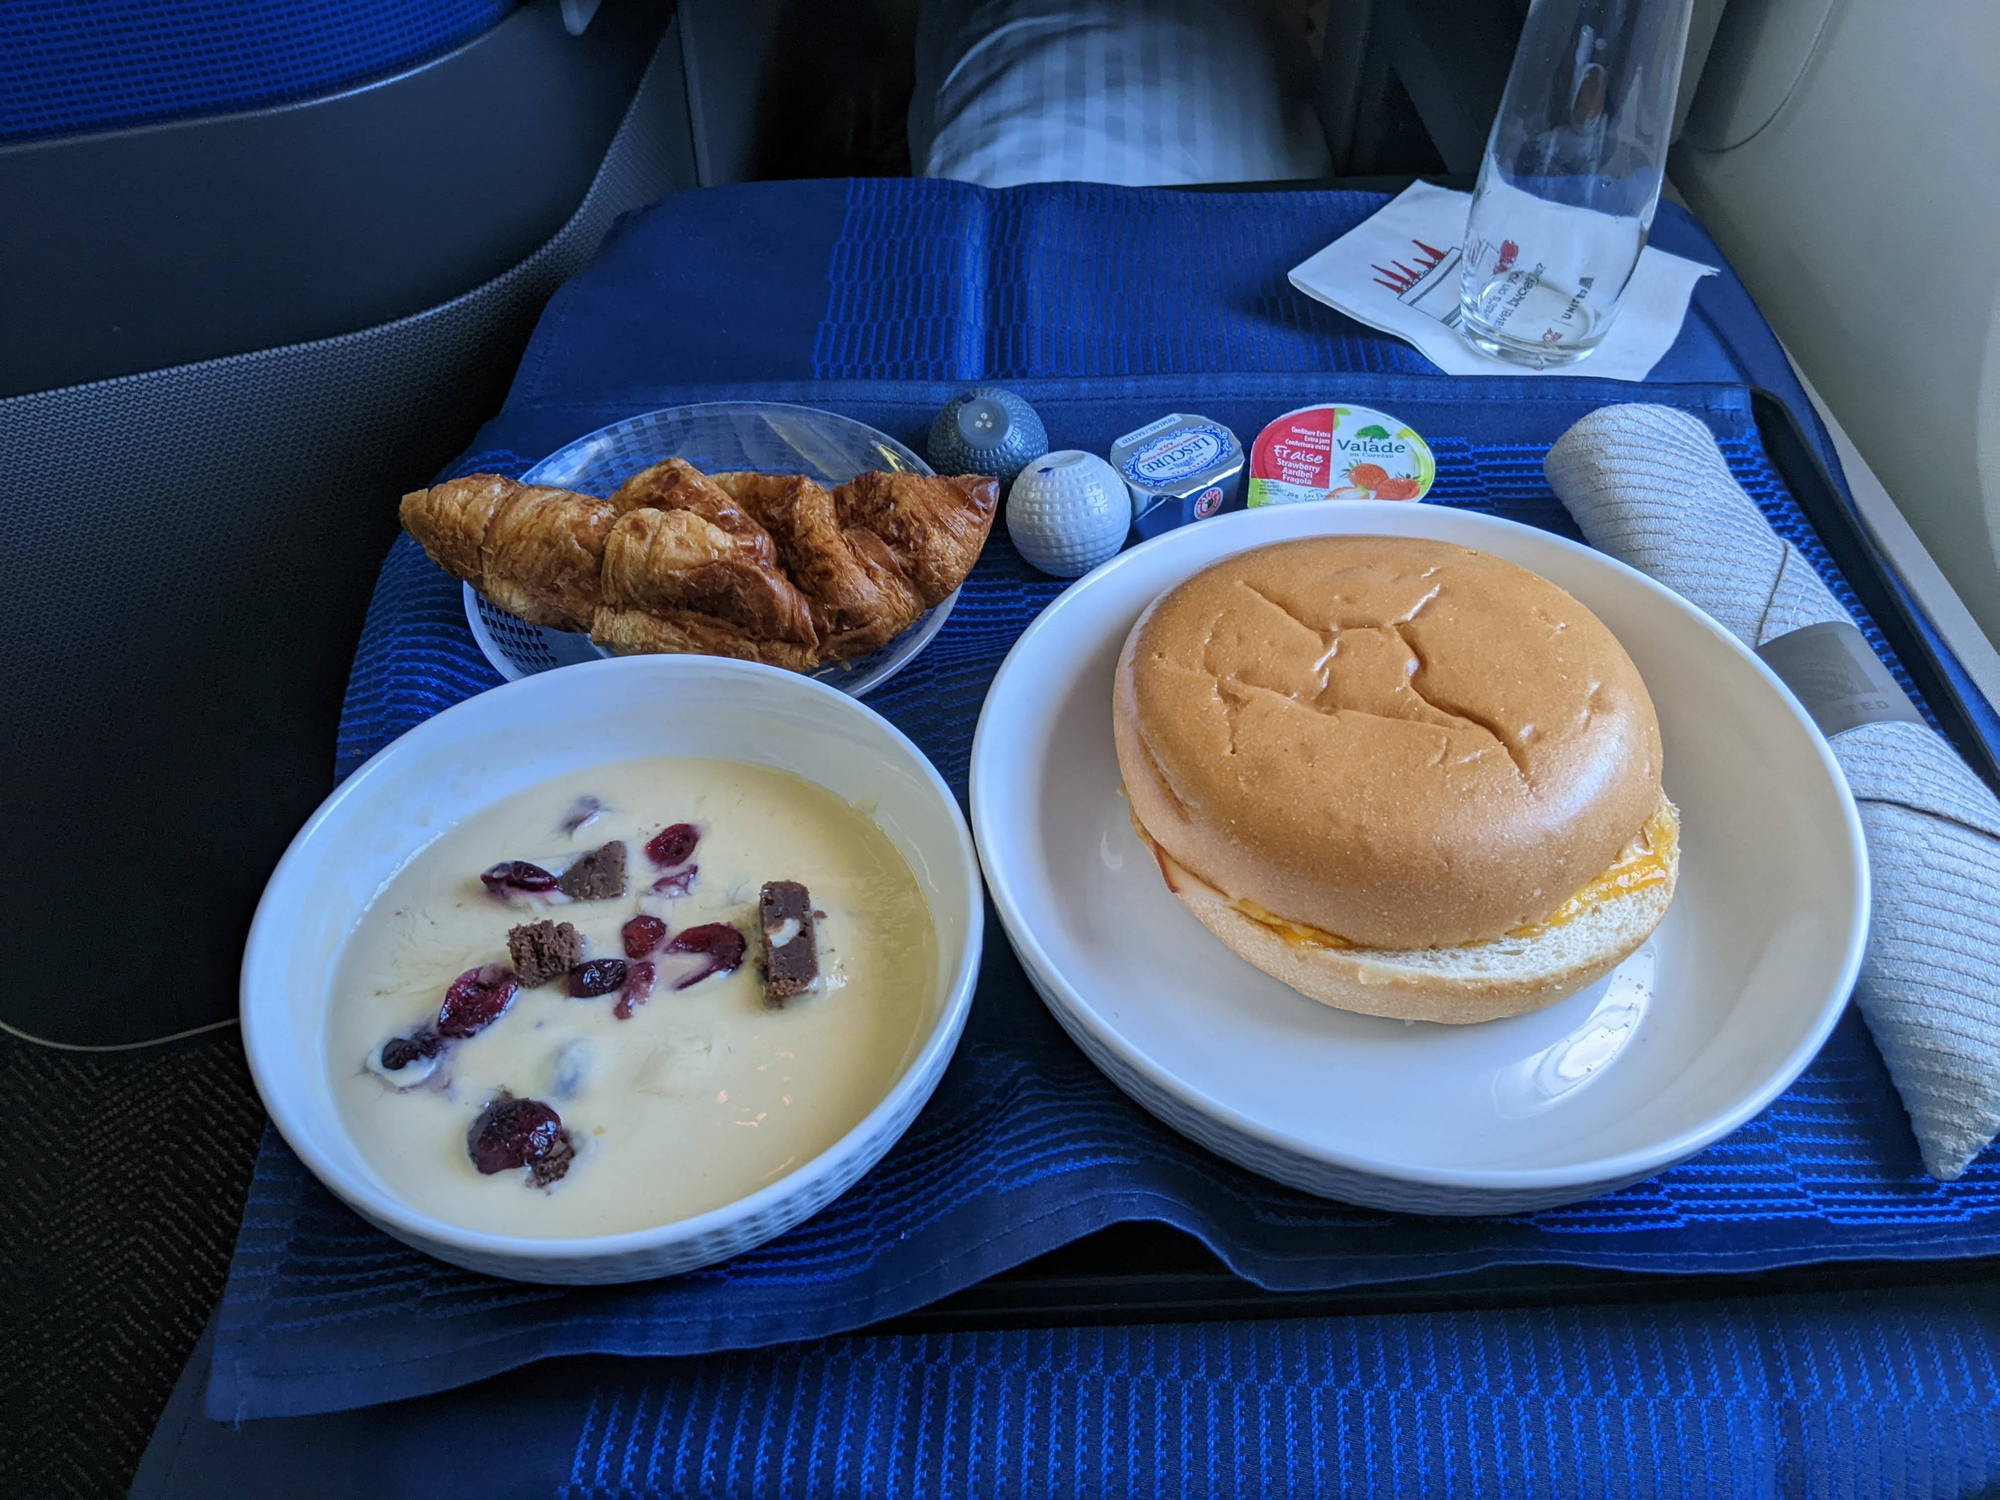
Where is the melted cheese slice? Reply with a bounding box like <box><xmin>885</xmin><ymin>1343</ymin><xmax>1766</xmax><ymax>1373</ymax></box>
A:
<box><xmin>1141</xmin><ymin>808</ymin><xmax>1676</xmax><ymax>953</ymax></box>
<box><xmin>1503</xmin><ymin>808</ymin><xmax>1676</xmax><ymax>941</ymax></box>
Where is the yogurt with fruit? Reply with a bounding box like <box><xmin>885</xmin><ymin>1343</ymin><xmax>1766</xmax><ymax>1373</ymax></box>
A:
<box><xmin>327</xmin><ymin>757</ymin><xmax>936</xmax><ymax>1239</ymax></box>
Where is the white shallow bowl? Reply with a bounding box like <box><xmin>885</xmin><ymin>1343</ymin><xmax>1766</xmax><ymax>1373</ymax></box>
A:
<box><xmin>971</xmin><ymin>503</ymin><xmax>1868</xmax><ymax>1216</ymax></box>
<box><xmin>243</xmin><ymin>656</ymin><xmax>982</xmax><ymax>1283</ymax></box>
<box><xmin>464</xmin><ymin>400</ymin><xmax>955</xmax><ymax>696</ymax></box>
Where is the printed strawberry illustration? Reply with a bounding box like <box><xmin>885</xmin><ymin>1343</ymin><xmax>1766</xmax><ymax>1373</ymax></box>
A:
<box><xmin>1347</xmin><ymin>462</ymin><xmax>1391</xmax><ymax>491</ymax></box>
<box><xmin>1374</xmin><ymin>477</ymin><xmax>1423</xmax><ymax>500</ymax></box>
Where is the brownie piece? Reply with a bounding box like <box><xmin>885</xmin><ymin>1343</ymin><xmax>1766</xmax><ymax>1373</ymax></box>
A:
<box><xmin>557</xmin><ymin>840</ymin><xmax>627</xmax><ymax>900</ymax></box>
<box><xmin>758</xmin><ymin>880</ymin><xmax>820</xmax><ymax>1003</ymax></box>
<box><xmin>529</xmin><ymin>1129</ymin><xmax>576</xmax><ymax>1187</ymax></box>
<box><xmin>507</xmin><ymin>919</ymin><xmax>582</xmax><ymax>988</ymax></box>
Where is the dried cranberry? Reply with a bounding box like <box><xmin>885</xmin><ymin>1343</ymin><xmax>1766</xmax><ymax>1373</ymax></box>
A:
<box><xmin>614</xmin><ymin>960</ymin><xmax>657</xmax><ymax>1021</ymax></box>
<box><xmin>649</xmin><ymin>865</ymin><xmax>698</xmax><ymax>898</ymax></box>
<box><xmin>436</xmin><ymin>964</ymin><xmax>519</xmax><ymax>1038</ymax></box>
<box><xmin>665</xmin><ymin>922</ymin><xmax>746</xmax><ymax>989</ymax></box>
<box><xmin>379</xmin><ymin>1029</ymin><xmax>444</xmax><ymax>1071</ymax></box>
<box><xmin>566</xmin><ymin>957</ymin><xmax>627</xmax><ymax>998</ymax></box>
<box><xmin>466</xmin><ymin>1095</ymin><xmax>568</xmax><ymax>1177</ymax></box>
<box><xmin>644</xmin><ymin>823</ymin><xmax>700</xmax><ymax>868</ymax></box>
<box><xmin>480</xmin><ymin>860</ymin><xmax>559</xmax><ymax>898</ymax></box>
<box><xmin>621</xmin><ymin>914</ymin><xmax>668</xmax><ymax>958</ymax></box>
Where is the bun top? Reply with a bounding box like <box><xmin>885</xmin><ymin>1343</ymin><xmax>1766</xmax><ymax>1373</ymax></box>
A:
<box><xmin>1114</xmin><ymin>536</ymin><xmax>1662</xmax><ymax>949</ymax></box>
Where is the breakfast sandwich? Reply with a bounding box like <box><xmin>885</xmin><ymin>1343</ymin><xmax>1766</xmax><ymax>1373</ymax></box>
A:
<box><xmin>1113</xmin><ymin>536</ymin><xmax>1677</xmax><ymax>1023</ymax></box>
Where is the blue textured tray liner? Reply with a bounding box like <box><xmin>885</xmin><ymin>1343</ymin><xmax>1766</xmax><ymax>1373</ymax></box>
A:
<box><xmin>509</xmin><ymin>178</ymin><xmax>1996</xmax><ymax>751</ymax></box>
<box><xmin>207</xmin><ymin>184</ymin><xmax>1998</xmax><ymax>1423</ymax></box>
<box><xmin>143</xmin><ymin>1284</ymin><xmax>2000</xmax><ymax>1497</ymax></box>
<box><xmin>215</xmin><ymin>383</ymin><xmax>1999</xmax><ymax>1424</ymax></box>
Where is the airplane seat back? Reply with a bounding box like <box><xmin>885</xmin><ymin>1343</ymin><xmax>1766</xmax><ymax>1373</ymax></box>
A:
<box><xmin>0</xmin><ymin>0</ymin><xmax>697</xmax><ymax>1045</ymax></box>
<box><xmin>0</xmin><ymin>0</ymin><xmax>518</xmax><ymax>143</ymax></box>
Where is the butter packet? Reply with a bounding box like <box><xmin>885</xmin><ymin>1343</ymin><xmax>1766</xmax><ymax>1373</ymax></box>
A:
<box><xmin>1109</xmin><ymin>413</ymin><xmax>1246</xmax><ymax>539</ymax></box>
<box><xmin>1247</xmin><ymin>403</ymin><xmax>1436</xmax><ymax>506</ymax></box>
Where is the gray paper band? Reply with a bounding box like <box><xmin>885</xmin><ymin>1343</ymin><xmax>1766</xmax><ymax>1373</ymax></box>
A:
<box><xmin>1757</xmin><ymin>621</ymin><xmax>1924</xmax><ymax>737</ymax></box>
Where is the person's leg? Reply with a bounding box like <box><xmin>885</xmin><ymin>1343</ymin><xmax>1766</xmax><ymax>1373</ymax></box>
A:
<box><xmin>911</xmin><ymin>0</ymin><xmax>1330</xmax><ymax>188</ymax></box>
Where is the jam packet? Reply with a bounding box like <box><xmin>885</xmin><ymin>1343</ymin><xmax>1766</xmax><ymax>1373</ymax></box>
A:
<box><xmin>1247</xmin><ymin>403</ymin><xmax>1436</xmax><ymax>505</ymax></box>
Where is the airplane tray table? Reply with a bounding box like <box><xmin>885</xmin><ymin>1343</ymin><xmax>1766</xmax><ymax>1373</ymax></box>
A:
<box><xmin>888</xmin><ymin>386</ymin><xmax>2000</xmax><ymax>1333</ymax></box>
<box><xmin>140</xmin><ymin>179</ymin><xmax>2000</xmax><ymax>1493</ymax></box>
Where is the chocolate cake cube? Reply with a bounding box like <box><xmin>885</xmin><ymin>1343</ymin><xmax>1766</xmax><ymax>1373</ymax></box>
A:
<box><xmin>758</xmin><ymin>880</ymin><xmax>820</xmax><ymax>1003</ymax></box>
<box><xmin>529</xmin><ymin>1130</ymin><xmax>576</xmax><ymax>1187</ymax></box>
<box><xmin>557</xmin><ymin>840</ymin><xmax>627</xmax><ymax>900</ymax></box>
<box><xmin>507</xmin><ymin>919</ymin><xmax>583</xmax><ymax>988</ymax></box>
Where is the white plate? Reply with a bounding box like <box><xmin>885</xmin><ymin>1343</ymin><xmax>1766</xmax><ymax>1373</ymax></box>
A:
<box><xmin>464</xmin><ymin>400</ymin><xmax>955</xmax><ymax>697</ymax></box>
<box><xmin>970</xmin><ymin>503</ymin><xmax>1868</xmax><ymax>1215</ymax></box>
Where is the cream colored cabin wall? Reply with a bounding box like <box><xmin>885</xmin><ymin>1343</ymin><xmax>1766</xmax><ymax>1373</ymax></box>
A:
<box><xmin>1673</xmin><ymin>0</ymin><xmax>2000</xmax><ymax>644</ymax></box>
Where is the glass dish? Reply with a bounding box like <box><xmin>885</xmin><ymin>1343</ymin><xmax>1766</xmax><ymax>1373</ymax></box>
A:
<box><xmin>465</xmin><ymin>401</ymin><xmax>952</xmax><ymax>697</ymax></box>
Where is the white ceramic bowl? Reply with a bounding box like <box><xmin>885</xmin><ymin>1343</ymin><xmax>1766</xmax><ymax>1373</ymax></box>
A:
<box><xmin>971</xmin><ymin>503</ymin><xmax>1869</xmax><ymax>1216</ymax></box>
<box><xmin>243</xmin><ymin>656</ymin><xmax>982</xmax><ymax>1283</ymax></box>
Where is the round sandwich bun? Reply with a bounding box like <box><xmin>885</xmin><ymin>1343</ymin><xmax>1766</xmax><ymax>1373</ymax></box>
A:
<box><xmin>1114</xmin><ymin>535</ymin><xmax>1675</xmax><ymax>1024</ymax></box>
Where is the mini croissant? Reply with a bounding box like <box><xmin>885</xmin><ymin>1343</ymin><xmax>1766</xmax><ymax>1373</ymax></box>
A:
<box><xmin>400</xmin><ymin>461</ymin><xmax>998</xmax><ymax>671</ymax></box>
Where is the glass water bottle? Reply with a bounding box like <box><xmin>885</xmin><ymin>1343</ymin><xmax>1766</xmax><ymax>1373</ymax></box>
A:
<box><xmin>1458</xmin><ymin>0</ymin><xmax>1694</xmax><ymax>367</ymax></box>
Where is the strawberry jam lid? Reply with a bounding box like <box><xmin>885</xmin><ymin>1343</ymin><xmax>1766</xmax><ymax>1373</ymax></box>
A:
<box><xmin>1246</xmin><ymin>403</ymin><xmax>1436</xmax><ymax>506</ymax></box>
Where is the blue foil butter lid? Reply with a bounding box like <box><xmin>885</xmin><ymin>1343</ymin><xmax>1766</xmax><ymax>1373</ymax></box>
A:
<box><xmin>1108</xmin><ymin>413</ymin><xmax>1245</xmax><ymax>532</ymax></box>
<box><xmin>1117</xmin><ymin>419</ymin><xmax>1237</xmax><ymax>486</ymax></box>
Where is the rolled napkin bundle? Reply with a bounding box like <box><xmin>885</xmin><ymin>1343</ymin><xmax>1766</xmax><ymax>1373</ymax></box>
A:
<box><xmin>1546</xmin><ymin>404</ymin><xmax>2000</xmax><ymax>1178</ymax></box>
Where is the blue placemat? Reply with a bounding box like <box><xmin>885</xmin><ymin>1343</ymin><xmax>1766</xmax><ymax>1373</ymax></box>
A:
<box><xmin>194</xmin><ymin>182</ymin><xmax>2000</xmax><ymax>1425</ymax></box>
<box><xmin>145</xmin><ymin>1283</ymin><xmax>2000</xmax><ymax>1498</ymax></box>
<box><xmin>209</xmin><ymin>374</ymin><xmax>2000</xmax><ymax>1424</ymax></box>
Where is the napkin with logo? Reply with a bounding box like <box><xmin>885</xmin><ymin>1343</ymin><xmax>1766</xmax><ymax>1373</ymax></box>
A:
<box><xmin>1288</xmin><ymin>183</ymin><xmax>1716</xmax><ymax>382</ymax></box>
<box><xmin>1546</xmin><ymin>403</ymin><xmax>2000</xmax><ymax>1178</ymax></box>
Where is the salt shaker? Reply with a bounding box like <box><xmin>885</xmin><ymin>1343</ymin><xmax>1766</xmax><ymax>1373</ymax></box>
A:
<box><xmin>1006</xmin><ymin>451</ymin><xmax>1128</xmax><ymax>578</ymax></box>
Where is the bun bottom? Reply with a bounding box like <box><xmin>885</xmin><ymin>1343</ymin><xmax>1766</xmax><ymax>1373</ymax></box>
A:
<box><xmin>1161</xmin><ymin>801</ymin><xmax>1679</xmax><ymax>1025</ymax></box>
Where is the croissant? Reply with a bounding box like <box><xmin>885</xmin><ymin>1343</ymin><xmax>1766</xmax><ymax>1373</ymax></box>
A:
<box><xmin>712</xmin><ymin>471</ymin><xmax>926</xmax><ymax>660</ymax></box>
<box><xmin>400</xmin><ymin>462</ymin><xmax>998</xmax><ymax>671</ymax></box>
<box><xmin>611</xmin><ymin>459</ymin><xmax>780</xmax><ymax>561</ymax></box>
<box><xmin>595</xmin><ymin>505</ymin><xmax>821</xmax><ymax>663</ymax></box>
<box><xmin>832</xmin><ymin>471</ymin><xmax>998</xmax><ymax>604</ymax></box>
<box><xmin>397</xmin><ymin>475</ymin><xmax>616</xmax><ymax>631</ymax></box>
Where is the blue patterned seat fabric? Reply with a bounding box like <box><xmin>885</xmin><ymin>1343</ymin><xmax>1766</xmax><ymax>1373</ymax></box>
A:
<box><xmin>0</xmin><ymin>0</ymin><xmax>514</xmax><ymax>141</ymax></box>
